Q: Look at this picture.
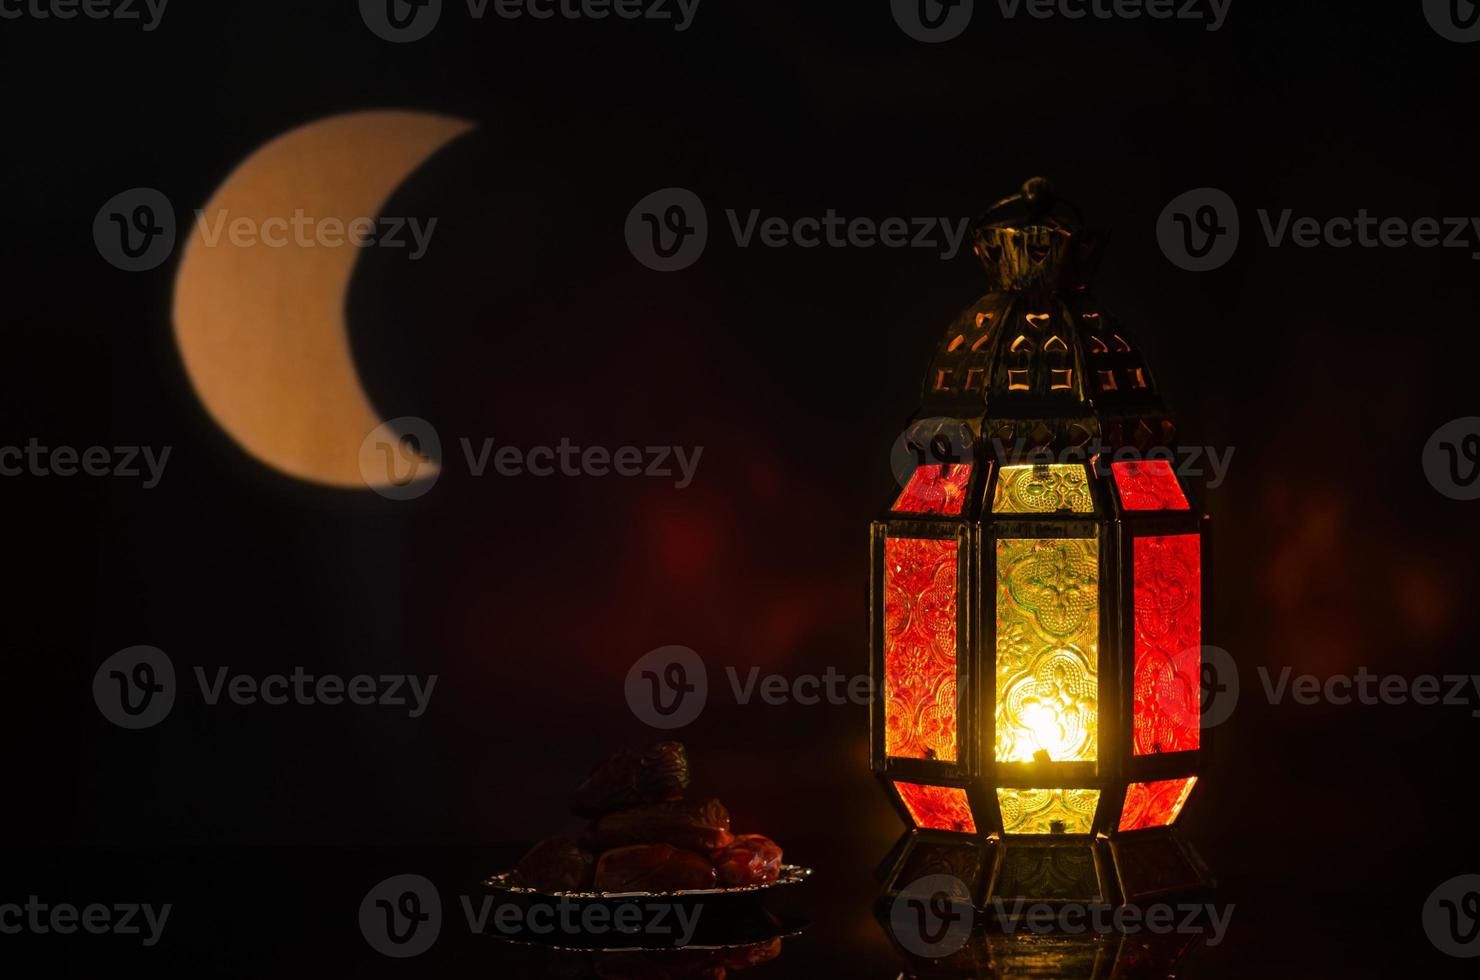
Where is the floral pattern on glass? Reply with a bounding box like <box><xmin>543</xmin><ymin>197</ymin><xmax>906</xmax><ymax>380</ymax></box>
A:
<box><xmin>996</xmin><ymin>788</ymin><xmax>1101</xmax><ymax>835</ymax></box>
<box><xmin>995</xmin><ymin>537</ymin><xmax>1099</xmax><ymax>763</ymax></box>
<box><xmin>1133</xmin><ymin>534</ymin><xmax>1201</xmax><ymax>755</ymax></box>
<box><xmin>893</xmin><ymin>463</ymin><xmax>973</xmax><ymax>516</ymax></box>
<box><xmin>884</xmin><ymin>537</ymin><xmax>958</xmax><ymax>762</ymax></box>
<box><xmin>991</xmin><ymin>464</ymin><xmax>1095</xmax><ymax>514</ymax></box>
<box><xmin>1118</xmin><ymin>777</ymin><xmax>1197</xmax><ymax>832</ymax></box>
<box><xmin>895</xmin><ymin>781</ymin><xmax>977</xmax><ymax>834</ymax></box>
<box><xmin>1111</xmin><ymin>460</ymin><xmax>1189</xmax><ymax>511</ymax></box>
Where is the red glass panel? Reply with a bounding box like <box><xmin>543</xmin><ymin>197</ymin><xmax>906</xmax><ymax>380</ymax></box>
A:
<box><xmin>895</xmin><ymin>781</ymin><xmax>977</xmax><ymax>834</ymax></box>
<box><xmin>1111</xmin><ymin>460</ymin><xmax>1189</xmax><ymax>511</ymax></box>
<box><xmin>1133</xmin><ymin>534</ymin><xmax>1201</xmax><ymax>755</ymax></box>
<box><xmin>893</xmin><ymin>463</ymin><xmax>973</xmax><ymax>515</ymax></box>
<box><xmin>1119</xmin><ymin>777</ymin><xmax>1198</xmax><ymax>832</ymax></box>
<box><xmin>884</xmin><ymin>537</ymin><xmax>958</xmax><ymax>762</ymax></box>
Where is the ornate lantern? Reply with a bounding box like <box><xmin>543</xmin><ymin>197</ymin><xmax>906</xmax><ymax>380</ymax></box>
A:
<box><xmin>871</xmin><ymin>179</ymin><xmax>1212</xmax><ymax>913</ymax></box>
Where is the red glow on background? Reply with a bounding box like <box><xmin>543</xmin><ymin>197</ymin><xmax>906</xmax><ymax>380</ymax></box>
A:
<box><xmin>894</xmin><ymin>781</ymin><xmax>976</xmax><ymax>834</ymax></box>
<box><xmin>649</xmin><ymin>495</ymin><xmax>726</xmax><ymax>581</ymax></box>
<box><xmin>1133</xmin><ymin>534</ymin><xmax>1201</xmax><ymax>755</ymax></box>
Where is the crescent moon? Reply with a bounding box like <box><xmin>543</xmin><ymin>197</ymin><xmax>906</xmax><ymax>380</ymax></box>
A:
<box><xmin>172</xmin><ymin>110</ymin><xmax>473</xmax><ymax>487</ymax></box>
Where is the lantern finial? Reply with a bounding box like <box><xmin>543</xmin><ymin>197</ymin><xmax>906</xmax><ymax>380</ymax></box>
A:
<box><xmin>1021</xmin><ymin>176</ymin><xmax>1055</xmax><ymax>216</ymax></box>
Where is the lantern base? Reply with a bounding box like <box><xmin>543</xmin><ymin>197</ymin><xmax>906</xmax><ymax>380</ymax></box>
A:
<box><xmin>876</xmin><ymin>828</ymin><xmax>1214</xmax><ymax>918</ymax></box>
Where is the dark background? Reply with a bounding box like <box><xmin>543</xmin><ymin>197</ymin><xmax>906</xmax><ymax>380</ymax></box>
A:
<box><xmin>4</xmin><ymin>1</ymin><xmax>1480</xmax><ymax>975</ymax></box>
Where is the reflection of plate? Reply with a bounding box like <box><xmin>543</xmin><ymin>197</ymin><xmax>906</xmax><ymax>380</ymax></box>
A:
<box><xmin>478</xmin><ymin>866</ymin><xmax>813</xmax><ymax>952</ymax></box>
<box><xmin>487</xmin><ymin>916</ymin><xmax>807</xmax><ymax>955</ymax></box>
<box><xmin>490</xmin><ymin>931</ymin><xmax>796</xmax><ymax>978</ymax></box>
<box><xmin>483</xmin><ymin>863</ymin><xmax>813</xmax><ymax>900</ymax></box>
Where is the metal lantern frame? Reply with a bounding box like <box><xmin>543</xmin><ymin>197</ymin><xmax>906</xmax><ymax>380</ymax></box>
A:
<box><xmin>869</xmin><ymin>180</ymin><xmax>1215</xmax><ymax>912</ymax></box>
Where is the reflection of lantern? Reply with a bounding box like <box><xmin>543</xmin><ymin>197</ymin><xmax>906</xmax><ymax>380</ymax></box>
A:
<box><xmin>871</xmin><ymin>179</ymin><xmax>1212</xmax><ymax>911</ymax></box>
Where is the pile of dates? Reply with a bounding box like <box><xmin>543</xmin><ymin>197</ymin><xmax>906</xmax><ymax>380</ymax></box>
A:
<box><xmin>514</xmin><ymin>742</ymin><xmax>784</xmax><ymax>893</ymax></box>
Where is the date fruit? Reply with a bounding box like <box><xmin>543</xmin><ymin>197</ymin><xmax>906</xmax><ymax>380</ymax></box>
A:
<box><xmin>592</xmin><ymin>799</ymin><xmax>733</xmax><ymax>853</ymax></box>
<box><xmin>513</xmin><ymin>836</ymin><xmax>595</xmax><ymax>892</ymax></box>
<box><xmin>711</xmin><ymin>835</ymin><xmax>783</xmax><ymax>887</ymax></box>
<box><xmin>571</xmin><ymin>742</ymin><xmax>691</xmax><ymax>818</ymax></box>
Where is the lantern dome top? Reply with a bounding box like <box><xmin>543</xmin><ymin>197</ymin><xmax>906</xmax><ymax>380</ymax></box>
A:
<box><xmin>971</xmin><ymin>177</ymin><xmax>1106</xmax><ymax>294</ymax></box>
<box><xmin>912</xmin><ymin>178</ymin><xmax>1175</xmax><ymax>456</ymax></box>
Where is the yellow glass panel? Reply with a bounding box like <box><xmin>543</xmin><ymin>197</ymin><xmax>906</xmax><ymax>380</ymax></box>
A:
<box><xmin>995</xmin><ymin>537</ymin><xmax>1099</xmax><ymax>763</ymax></box>
<box><xmin>997</xmin><ymin>788</ymin><xmax>1101</xmax><ymax>835</ymax></box>
<box><xmin>991</xmin><ymin>464</ymin><xmax>1094</xmax><ymax>514</ymax></box>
